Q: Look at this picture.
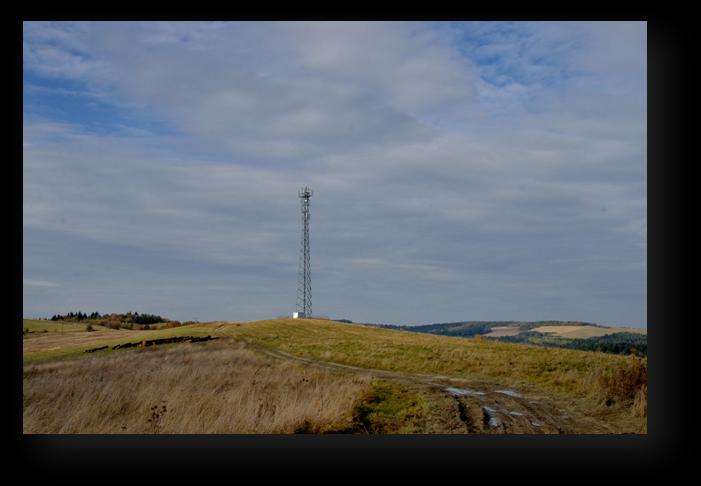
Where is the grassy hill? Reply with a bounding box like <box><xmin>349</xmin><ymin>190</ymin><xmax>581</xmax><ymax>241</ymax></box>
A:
<box><xmin>217</xmin><ymin>319</ymin><xmax>646</xmax><ymax>419</ymax></box>
<box><xmin>22</xmin><ymin>318</ymin><xmax>647</xmax><ymax>434</ymax></box>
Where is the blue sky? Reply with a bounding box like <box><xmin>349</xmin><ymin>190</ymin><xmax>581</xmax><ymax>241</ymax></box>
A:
<box><xmin>23</xmin><ymin>21</ymin><xmax>647</xmax><ymax>326</ymax></box>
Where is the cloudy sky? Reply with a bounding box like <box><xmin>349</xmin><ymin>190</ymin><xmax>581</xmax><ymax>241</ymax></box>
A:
<box><xmin>23</xmin><ymin>21</ymin><xmax>647</xmax><ymax>326</ymax></box>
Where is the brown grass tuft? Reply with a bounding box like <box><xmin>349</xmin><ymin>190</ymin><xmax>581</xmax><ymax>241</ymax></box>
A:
<box><xmin>631</xmin><ymin>384</ymin><xmax>648</xmax><ymax>418</ymax></box>
<box><xmin>589</xmin><ymin>356</ymin><xmax>647</xmax><ymax>411</ymax></box>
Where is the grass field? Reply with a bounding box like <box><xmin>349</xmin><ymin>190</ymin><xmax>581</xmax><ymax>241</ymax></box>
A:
<box><xmin>483</xmin><ymin>325</ymin><xmax>521</xmax><ymax>337</ymax></box>
<box><xmin>23</xmin><ymin>318</ymin><xmax>647</xmax><ymax>433</ymax></box>
<box><xmin>215</xmin><ymin>319</ymin><xmax>646</xmax><ymax>407</ymax></box>
<box><xmin>24</xmin><ymin>339</ymin><xmax>375</xmax><ymax>433</ymax></box>
<box><xmin>530</xmin><ymin>325</ymin><xmax>647</xmax><ymax>339</ymax></box>
<box><xmin>23</xmin><ymin>319</ymin><xmax>102</xmax><ymax>333</ymax></box>
<box><xmin>23</xmin><ymin>322</ymin><xmax>213</xmax><ymax>363</ymax></box>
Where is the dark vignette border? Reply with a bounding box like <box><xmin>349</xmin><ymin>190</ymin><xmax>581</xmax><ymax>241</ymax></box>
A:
<box><xmin>10</xmin><ymin>13</ymin><xmax>687</xmax><ymax>485</ymax></box>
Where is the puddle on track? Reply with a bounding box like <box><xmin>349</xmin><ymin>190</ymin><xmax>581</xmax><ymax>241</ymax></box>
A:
<box><xmin>495</xmin><ymin>389</ymin><xmax>523</xmax><ymax>398</ymax></box>
<box><xmin>446</xmin><ymin>387</ymin><xmax>486</xmax><ymax>396</ymax></box>
<box><xmin>482</xmin><ymin>406</ymin><xmax>500</xmax><ymax>427</ymax></box>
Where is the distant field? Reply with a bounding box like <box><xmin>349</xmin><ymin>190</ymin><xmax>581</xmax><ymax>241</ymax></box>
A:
<box><xmin>23</xmin><ymin>321</ymin><xmax>211</xmax><ymax>363</ymax></box>
<box><xmin>23</xmin><ymin>319</ymin><xmax>100</xmax><ymax>333</ymax></box>
<box><xmin>531</xmin><ymin>325</ymin><xmax>647</xmax><ymax>339</ymax></box>
<box><xmin>483</xmin><ymin>326</ymin><xmax>521</xmax><ymax>337</ymax></box>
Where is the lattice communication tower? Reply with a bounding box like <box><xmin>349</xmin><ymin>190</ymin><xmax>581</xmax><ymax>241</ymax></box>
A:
<box><xmin>296</xmin><ymin>187</ymin><xmax>313</xmax><ymax>318</ymax></box>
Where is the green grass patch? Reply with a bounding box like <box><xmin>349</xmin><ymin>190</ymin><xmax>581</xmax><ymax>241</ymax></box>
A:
<box><xmin>341</xmin><ymin>380</ymin><xmax>428</xmax><ymax>433</ymax></box>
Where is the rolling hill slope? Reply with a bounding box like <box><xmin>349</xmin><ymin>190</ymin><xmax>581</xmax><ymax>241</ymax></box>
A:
<box><xmin>22</xmin><ymin>318</ymin><xmax>647</xmax><ymax>433</ymax></box>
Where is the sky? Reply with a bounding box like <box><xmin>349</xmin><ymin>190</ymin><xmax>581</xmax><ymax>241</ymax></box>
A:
<box><xmin>22</xmin><ymin>21</ymin><xmax>647</xmax><ymax>326</ymax></box>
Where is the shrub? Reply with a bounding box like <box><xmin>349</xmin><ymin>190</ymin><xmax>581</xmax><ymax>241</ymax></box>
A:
<box><xmin>160</xmin><ymin>321</ymin><xmax>181</xmax><ymax>329</ymax></box>
<box><xmin>591</xmin><ymin>357</ymin><xmax>647</xmax><ymax>408</ymax></box>
<box><xmin>85</xmin><ymin>324</ymin><xmax>94</xmax><ymax>332</ymax></box>
<box><xmin>133</xmin><ymin>313</ymin><xmax>166</xmax><ymax>325</ymax></box>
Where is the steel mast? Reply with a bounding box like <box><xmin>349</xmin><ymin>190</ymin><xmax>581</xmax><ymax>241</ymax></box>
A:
<box><xmin>296</xmin><ymin>187</ymin><xmax>313</xmax><ymax>318</ymax></box>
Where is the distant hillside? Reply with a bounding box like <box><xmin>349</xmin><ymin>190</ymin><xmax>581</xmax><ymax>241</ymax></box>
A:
<box><xmin>362</xmin><ymin>320</ymin><xmax>601</xmax><ymax>336</ymax></box>
<box><xmin>347</xmin><ymin>320</ymin><xmax>646</xmax><ymax>356</ymax></box>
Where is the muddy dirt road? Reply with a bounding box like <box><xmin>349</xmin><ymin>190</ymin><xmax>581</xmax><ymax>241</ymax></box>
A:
<box><xmin>256</xmin><ymin>346</ymin><xmax>613</xmax><ymax>434</ymax></box>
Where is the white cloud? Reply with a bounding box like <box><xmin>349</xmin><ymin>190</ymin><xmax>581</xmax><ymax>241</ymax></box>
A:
<box><xmin>22</xmin><ymin>21</ymin><xmax>646</xmax><ymax>325</ymax></box>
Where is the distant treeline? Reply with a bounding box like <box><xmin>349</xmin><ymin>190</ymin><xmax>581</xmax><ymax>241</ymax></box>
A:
<box><xmin>48</xmin><ymin>311</ymin><xmax>191</xmax><ymax>330</ymax></box>
<box><xmin>50</xmin><ymin>311</ymin><xmax>101</xmax><ymax>321</ymax></box>
<box><xmin>565</xmin><ymin>333</ymin><xmax>647</xmax><ymax>356</ymax></box>
<box><xmin>51</xmin><ymin>311</ymin><xmax>168</xmax><ymax>324</ymax></box>
<box><xmin>494</xmin><ymin>331</ymin><xmax>647</xmax><ymax>357</ymax></box>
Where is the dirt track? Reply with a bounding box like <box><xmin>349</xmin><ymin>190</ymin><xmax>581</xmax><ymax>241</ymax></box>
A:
<box><xmin>255</xmin><ymin>345</ymin><xmax>613</xmax><ymax>434</ymax></box>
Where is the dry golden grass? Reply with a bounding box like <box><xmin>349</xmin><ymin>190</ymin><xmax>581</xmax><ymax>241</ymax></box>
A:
<box><xmin>22</xmin><ymin>318</ymin><xmax>646</xmax><ymax>433</ymax></box>
<box><xmin>23</xmin><ymin>338</ymin><xmax>373</xmax><ymax>433</ymax></box>
<box><xmin>530</xmin><ymin>325</ymin><xmax>647</xmax><ymax>338</ymax></box>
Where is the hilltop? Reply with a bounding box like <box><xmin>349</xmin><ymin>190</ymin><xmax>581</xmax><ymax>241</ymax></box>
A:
<box><xmin>22</xmin><ymin>317</ymin><xmax>646</xmax><ymax>434</ymax></box>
